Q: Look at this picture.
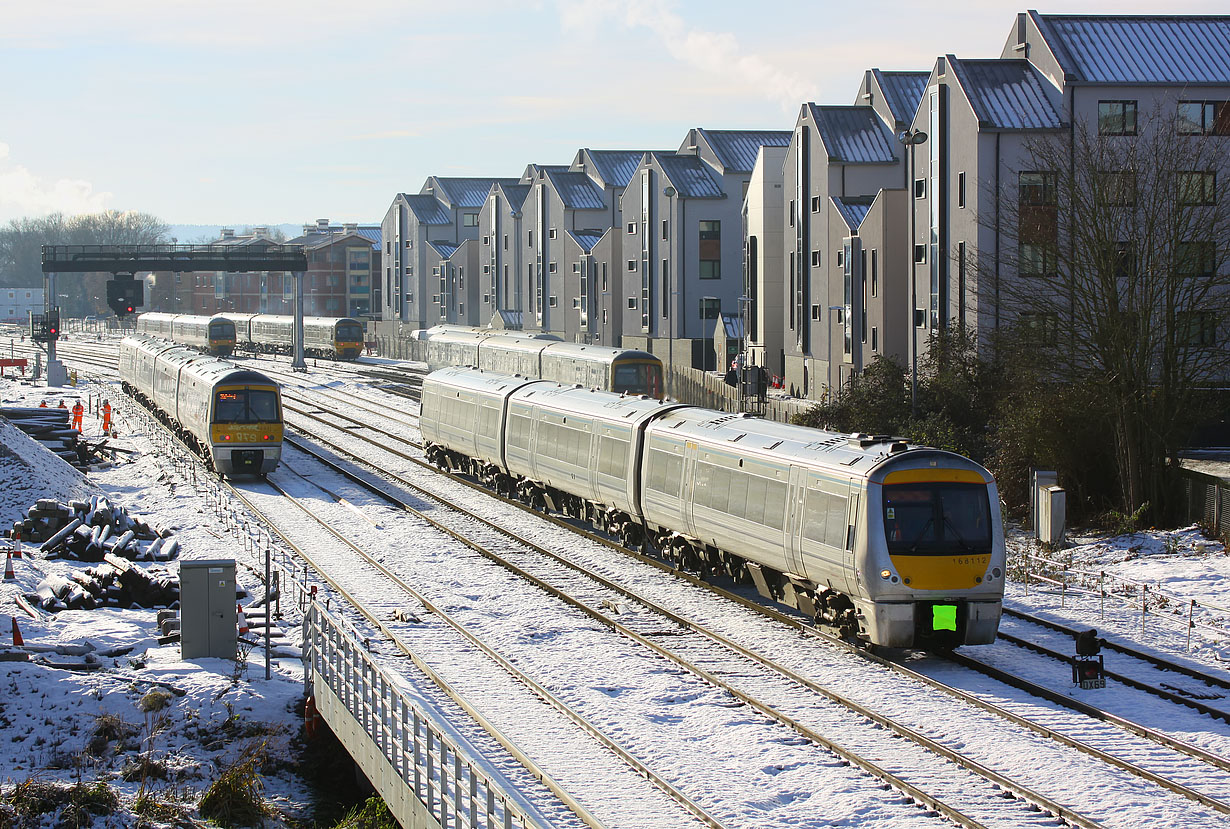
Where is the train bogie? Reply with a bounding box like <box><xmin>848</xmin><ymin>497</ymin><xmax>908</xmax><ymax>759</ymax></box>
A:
<box><xmin>421</xmin><ymin>366</ymin><xmax>1006</xmax><ymax>649</ymax></box>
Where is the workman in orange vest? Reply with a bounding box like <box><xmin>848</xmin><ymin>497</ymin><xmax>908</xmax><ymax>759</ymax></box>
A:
<box><xmin>102</xmin><ymin>400</ymin><xmax>112</xmax><ymax>434</ymax></box>
<box><xmin>71</xmin><ymin>400</ymin><xmax>84</xmax><ymax>431</ymax></box>
<box><xmin>57</xmin><ymin>400</ymin><xmax>67</xmax><ymax>409</ymax></box>
<box><xmin>38</xmin><ymin>400</ymin><xmax>47</xmax><ymax>408</ymax></box>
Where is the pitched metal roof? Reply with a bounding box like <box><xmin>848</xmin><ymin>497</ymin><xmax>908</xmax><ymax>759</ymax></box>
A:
<box><xmin>656</xmin><ymin>153</ymin><xmax>725</xmax><ymax>198</ymax></box>
<box><xmin>583</xmin><ymin>150</ymin><xmax>654</xmax><ymax>188</ymax></box>
<box><xmin>1033</xmin><ymin>13</ymin><xmax>1230</xmax><ymax>84</ymax></box>
<box><xmin>493</xmin><ymin>183</ymin><xmax>532</xmax><ymax>211</ymax></box>
<box><xmin>543</xmin><ymin>170</ymin><xmax>607</xmax><ymax>209</ymax></box>
<box><xmin>871</xmin><ymin>69</ymin><xmax>929</xmax><ymax>126</ymax></box>
<box><xmin>428</xmin><ymin>177</ymin><xmax>520</xmax><ymax>209</ymax></box>
<box><xmin>692</xmin><ymin>129</ymin><xmax>791</xmax><ymax>173</ymax></box>
<box><xmin>831</xmin><ymin>196</ymin><xmax>876</xmax><ymax>231</ymax></box>
<box><xmin>947</xmin><ymin>57</ymin><xmax>1063</xmax><ymax>130</ymax></box>
<box><xmin>286</xmin><ymin>228</ymin><xmax>382</xmax><ymax>250</ymax></box>
<box><xmin>427</xmin><ymin>241</ymin><xmax>459</xmax><ymax>259</ymax></box>
<box><xmin>403</xmin><ymin>194</ymin><xmax>453</xmax><ymax>225</ymax></box>
<box><xmin>806</xmin><ymin>105</ymin><xmax>898</xmax><ymax>164</ymax></box>
<box><xmin>566</xmin><ymin>230</ymin><xmax>604</xmax><ymax>252</ymax></box>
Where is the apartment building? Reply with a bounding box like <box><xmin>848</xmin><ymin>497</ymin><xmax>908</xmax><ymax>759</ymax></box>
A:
<box><xmin>285</xmin><ymin>219</ymin><xmax>383</xmax><ymax>318</ymax></box>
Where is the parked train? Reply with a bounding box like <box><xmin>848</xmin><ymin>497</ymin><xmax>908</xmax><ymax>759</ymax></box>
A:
<box><xmin>225</xmin><ymin>314</ymin><xmax>366</xmax><ymax>360</ymax></box>
<box><xmin>135</xmin><ymin>313</ymin><xmax>236</xmax><ymax>357</ymax></box>
<box><xmin>407</xmin><ymin>325</ymin><xmax>664</xmax><ymax>399</ymax></box>
<box><xmin>420</xmin><ymin>367</ymin><xmax>1004</xmax><ymax>649</ymax></box>
<box><xmin>119</xmin><ymin>335</ymin><xmax>283</xmax><ymax>476</ymax></box>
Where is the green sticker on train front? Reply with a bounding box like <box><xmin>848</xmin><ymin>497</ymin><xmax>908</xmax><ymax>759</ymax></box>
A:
<box><xmin>932</xmin><ymin>604</ymin><xmax>957</xmax><ymax>632</ymax></box>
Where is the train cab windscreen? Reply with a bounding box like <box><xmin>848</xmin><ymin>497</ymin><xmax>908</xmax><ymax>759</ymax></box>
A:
<box><xmin>883</xmin><ymin>482</ymin><xmax>991</xmax><ymax>555</ymax></box>
<box><xmin>613</xmin><ymin>361</ymin><xmax>664</xmax><ymax>397</ymax></box>
<box><xmin>337</xmin><ymin>322</ymin><xmax>364</xmax><ymax>343</ymax></box>
<box><xmin>210</xmin><ymin>320</ymin><xmax>236</xmax><ymax>340</ymax></box>
<box><xmin>215</xmin><ymin>389</ymin><xmax>280</xmax><ymax>423</ymax></box>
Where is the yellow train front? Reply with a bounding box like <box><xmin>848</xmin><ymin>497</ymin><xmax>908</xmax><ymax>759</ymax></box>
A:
<box><xmin>204</xmin><ymin>374</ymin><xmax>283</xmax><ymax>475</ymax></box>
<box><xmin>325</xmin><ymin>317</ymin><xmax>365</xmax><ymax>360</ymax></box>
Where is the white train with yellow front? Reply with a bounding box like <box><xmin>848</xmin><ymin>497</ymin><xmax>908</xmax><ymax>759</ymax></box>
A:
<box><xmin>421</xmin><ymin>366</ymin><xmax>1005</xmax><ymax>649</ymax></box>
<box><xmin>119</xmin><ymin>336</ymin><xmax>283</xmax><ymax>476</ymax></box>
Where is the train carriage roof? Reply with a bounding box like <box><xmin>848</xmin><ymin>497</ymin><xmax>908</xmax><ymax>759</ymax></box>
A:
<box><xmin>539</xmin><ymin>341</ymin><xmax>658</xmax><ymax>363</ymax></box>
<box><xmin>510</xmin><ymin>376</ymin><xmax>682</xmax><ymax>423</ymax></box>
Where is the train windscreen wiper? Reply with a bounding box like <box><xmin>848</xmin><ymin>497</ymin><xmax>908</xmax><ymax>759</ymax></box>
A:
<box><xmin>908</xmin><ymin>516</ymin><xmax>934</xmax><ymax>553</ymax></box>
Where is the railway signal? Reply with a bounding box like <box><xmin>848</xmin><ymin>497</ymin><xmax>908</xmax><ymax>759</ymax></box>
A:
<box><xmin>1072</xmin><ymin>628</ymin><xmax>1105</xmax><ymax>689</ymax></box>
<box><xmin>106</xmin><ymin>275</ymin><xmax>144</xmax><ymax>317</ymax></box>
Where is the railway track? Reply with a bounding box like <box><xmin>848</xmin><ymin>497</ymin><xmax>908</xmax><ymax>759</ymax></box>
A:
<box><xmin>280</xmin><ymin>392</ymin><xmax>1230</xmax><ymax>826</ymax></box>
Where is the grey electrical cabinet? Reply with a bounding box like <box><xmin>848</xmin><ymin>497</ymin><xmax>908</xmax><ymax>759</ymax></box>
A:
<box><xmin>179</xmin><ymin>559</ymin><xmax>237</xmax><ymax>659</ymax></box>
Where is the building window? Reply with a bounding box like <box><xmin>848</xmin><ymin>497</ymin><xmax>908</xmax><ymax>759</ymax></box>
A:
<box><xmin>1098</xmin><ymin>100</ymin><xmax>1138</xmax><ymax>135</ymax></box>
<box><xmin>1177</xmin><ymin>101</ymin><xmax>1230</xmax><ymax>136</ymax></box>
<box><xmin>548</xmin><ymin>296</ymin><xmax>557</xmax><ymax>307</ymax></box>
<box><xmin>405</xmin><ymin>240</ymin><xmax>411</xmax><ymax>248</ymax></box>
<box><xmin>483</xmin><ymin>264</ymin><xmax>490</xmax><ymax>274</ymax></box>
<box><xmin>1020</xmin><ymin>171</ymin><xmax>1057</xmax><ymax>205</ymax></box>
<box><xmin>699</xmin><ymin>220</ymin><xmax>720</xmax><ymax>279</ymax></box>
<box><xmin>811</xmin><ymin>196</ymin><xmax>820</xmax><ymax>213</ymax></box>
<box><xmin>810</xmin><ymin>250</ymin><xmax>820</xmax><ymax>268</ymax></box>
<box><xmin>1097</xmin><ymin>171</ymin><xmax>1137</xmax><ymax>206</ymax></box>
<box><xmin>661</xmin><ymin>219</ymin><xmax>668</xmax><ymax>240</ymax></box>
<box><xmin>628</xmin><ymin>297</ymin><xmax>637</xmax><ymax>309</ymax></box>
<box><xmin>1178</xmin><ymin>311</ymin><xmax>1217</xmax><ymax>346</ymax></box>
<box><xmin>503</xmin><ymin>234</ymin><xmax>509</xmax><ymax>250</ymax></box>
<box><xmin>958</xmin><ymin>171</ymin><xmax>966</xmax><ymax>208</ymax></box>
<box><xmin>810</xmin><ymin>304</ymin><xmax>820</xmax><ymax>321</ymax></box>
<box><xmin>1177</xmin><ymin>241</ymin><xmax>1216</xmax><ymax>277</ymax></box>
<box><xmin>1020</xmin><ymin>243</ymin><xmax>1058</xmax><ymax>277</ymax></box>
<box><xmin>601</xmin><ymin>263</ymin><xmax>607</xmax><ymax>291</ymax></box>
<box><xmin>913</xmin><ymin>244</ymin><xmax>926</xmax><ymax>264</ymax></box>
<box><xmin>914</xmin><ymin>179</ymin><xmax>926</xmax><ymax>199</ymax></box>
<box><xmin>549</xmin><ymin>262</ymin><xmax>557</xmax><ymax>273</ymax></box>
<box><xmin>527</xmin><ymin>231</ymin><xmax>533</xmax><ymax>246</ymax></box>
<box><xmin>1178</xmin><ymin>171</ymin><xmax>1217</xmax><ymax>206</ymax></box>
<box><xmin>699</xmin><ymin>297</ymin><xmax>720</xmax><ymax>320</ymax></box>
<box><xmin>547</xmin><ymin>228</ymin><xmax>556</xmax><ymax>239</ymax></box>
<box><xmin>627</xmin><ymin>222</ymin><xmax>637</xmax><ymax>234</ymax></box>
<box><xmin>1019</xmin><ymin>311</ymin><xmax>1059</xmax><ymax>346</ymax></box>
<box><xmin>483</xmin><ymin>236</ymin><xmax>490</xmax><ymax>245</ymax></box>
<box><xmin>870</xmin><ymin>249</ymin><xmax>878</xmax><ymax>297</ymax></box>
<box><xmin>836</xmin><ymin>250</ymin><xmax>844</xmax><ymax>267</ymax></box>
<box><xmin>871</xmin><ymin>326</ymin><xmax>878</xmax><ymax>352</ymax></box>
<box><xmin>661</xmin><ymin>260</ymin><xmax>669</xmax><ymax>318</ymax></box>
<box><xmin>627</xmin><ymin>260</ymin><xmax>637</xmax><ymax>272</ymax></box>
<box><xmin>618</xmin><ymin>194</ymin><xmax>623</xmax><ymax>211</ymax></box>
<box><xmin>459</xmin><ymin>303</ymin><xmax>464</xmax><ymax>315</ymax></box>
<box><xmin>788</xmin><ymin>200</ymin><xmax>794</xmax><ymax>228</ymax></box>
<box><xmin>573</xmin><ymin>262</ymin><xmax>581</xmax><ymax>273</ymax></box>
<box><xmin>463</xmin><ymin>213</ymin><xmax>479</xmax><ymax>227</ymax></box>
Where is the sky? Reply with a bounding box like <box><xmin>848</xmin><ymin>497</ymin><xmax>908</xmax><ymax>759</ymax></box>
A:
<box><xmin>0</xmin><ymin>0</ymin><xmax>1224</xmax><ymax>226</ymax></box>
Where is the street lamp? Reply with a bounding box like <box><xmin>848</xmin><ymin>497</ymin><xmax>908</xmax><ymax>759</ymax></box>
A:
<box><xmin>663</xmin><ymin>185</ymin><xmax>677</xmax><ymax>395</ymax></box>
<box><xmin>897</xmin><ymin>128</ymin><xmax>927</xmax><ymax>419</ymax></box>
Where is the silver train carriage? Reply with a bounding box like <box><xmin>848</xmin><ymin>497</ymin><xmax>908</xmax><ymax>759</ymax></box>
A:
<box><xmin>135</xmin><ymin>312</ymin><xmax>236</xmax><ymax>357</ymax></box>
<box><xmin>412</xmin><ymin>325</ymin><xmax>664</xmax><ymax>398</ymax></box>
<box><xmin>420</xmin><ymin>366</ymin><xmax>1005</xmax><ymax>649</ymax></box>
<box><xmin>119</xmin><ymin>336</ymin><xmax>283</xmax><ymax>476</ymax></box>
<box><xmin>225</xmin><ymin>314</ymin><xmax>365</xmax><ymax>360</ymax></box>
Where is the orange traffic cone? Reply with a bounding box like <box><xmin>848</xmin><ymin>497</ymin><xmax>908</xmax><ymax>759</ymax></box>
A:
<box><xmin>237</xmin><ymin>604</ymin><xmax>249</xmax><ymax>635</ymax></box>
<box><xmin>11</xmin><ymin>616</ymin><xmax>23</xmax><ymax>647</ymax></box>
<box><xmin>12</xmin><ymin>530</ymin><xmax>20</xmax><ymax>559</ymax></box>
<box><xmin>4</xmin><ymin>553</ymin><xmax>13</xmax><ymax>581</ymax></box>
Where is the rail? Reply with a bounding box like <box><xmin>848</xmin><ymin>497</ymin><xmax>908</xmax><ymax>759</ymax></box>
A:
<box><xmin>302</xmin><ymin>603</ymin><xmax>550</xmax><ymax>829</ymax></box>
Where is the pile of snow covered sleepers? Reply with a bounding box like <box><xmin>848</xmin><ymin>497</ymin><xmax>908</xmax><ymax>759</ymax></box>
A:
<box><xmin>32</xmin><ymin>555</ymin><xmax>179</xmax><ymax>612</ymax></box>
<box><xmin>0</xmin><ymin>406</ymin><xmax>95</xmax><ymax>469</ymax></box>
<box><xmin>7</xmin><ymin>496</ymin><xmax>178</xmax><ymax>563</ymax></box>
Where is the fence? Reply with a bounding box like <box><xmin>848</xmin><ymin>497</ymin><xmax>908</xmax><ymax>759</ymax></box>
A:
<box><xmin>1179</xmin><ymin>468</ymin><xmax>1230</xmax><ymax>539</ymax></box>
<box><xmin>303</xmin><ymin>603</ymin><xmax>550</xmax><ymax>829</ymax></box>
<box><xmin>1018</xmin><ymin>547</ymin><xmax>1230</xmax><ymax>652</ymax></box>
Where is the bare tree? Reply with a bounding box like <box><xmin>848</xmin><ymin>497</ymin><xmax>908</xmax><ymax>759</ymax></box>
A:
<box><xmin>985</xmin><ymin>105</ymin><xmax>1230</xmax><ymax>522</ymax></box>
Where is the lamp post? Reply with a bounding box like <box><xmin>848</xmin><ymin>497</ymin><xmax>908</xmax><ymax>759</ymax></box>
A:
<box><xmin>663</xmin><ymin>185</ymin><xmax>677</xmax><ymax>396</ymax></box>
<box><xmin>897</xmin><ymin>128</ymin><xmax>927</xmax><ymax>419</ymax></box>
<box><xmin>827</xmin><ymin>304</ymin><xmax>843</xmax><ymax>400</ymax></box>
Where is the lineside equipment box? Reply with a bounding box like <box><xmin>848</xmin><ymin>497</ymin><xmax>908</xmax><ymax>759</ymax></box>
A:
<box><xmin>179</xmin><ymin>559</ymin><xmax>237</xmax><ymax>659</ymax></box>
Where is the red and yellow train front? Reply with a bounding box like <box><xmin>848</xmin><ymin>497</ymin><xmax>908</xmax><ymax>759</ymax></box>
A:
<box><xmin>209</xmin><ymin>385</ymin><xmax>283</xmax><ymax>476</ymax></box>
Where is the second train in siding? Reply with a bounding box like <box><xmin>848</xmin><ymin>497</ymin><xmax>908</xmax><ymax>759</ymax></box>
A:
<box><xmin>135</xmin><ymin>313</ymin><xmax>365</xmax><ymax>360</ymax></box>
<box><xmin>407</xmin><ymin>325</ymin><xmax>665</xmax><ymax>399</ymax></box>
<box><xmin>420</xmin><ymin>366</ymin><xmax>1005</xmax><ymax>649</ymax></box>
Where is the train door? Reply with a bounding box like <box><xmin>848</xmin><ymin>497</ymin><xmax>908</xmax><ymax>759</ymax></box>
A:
<box><xmin>785</xmin><ymin>466</ymin><xmax>807</xmax><ymax>576</ymax></box>
<box><xmin>843</xmin><ymin>486</ymin><xmax>860</xmax><ymax>596</ymax></box>
<box><xmin>679</xmin><ymin>439</ymin><xmax>699</xmax><ymax>537</ymax></box>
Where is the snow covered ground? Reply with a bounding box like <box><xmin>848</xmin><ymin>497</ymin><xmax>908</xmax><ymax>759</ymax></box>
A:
<box><xmin>3</xmin><ymin>347</ymin><xmax>1230</xmax><ymax>827</ymax></box>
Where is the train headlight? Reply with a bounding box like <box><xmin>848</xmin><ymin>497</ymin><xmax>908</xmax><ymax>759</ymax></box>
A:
<box><xmin>880</xmin><ymin>569</ymin><xmax>892</xmax><ymax>580</ymax></box>
<box><xmin>992</xmin><ymin>567</ymin><xmax>1001</xmax><ymax>579</ymax></box>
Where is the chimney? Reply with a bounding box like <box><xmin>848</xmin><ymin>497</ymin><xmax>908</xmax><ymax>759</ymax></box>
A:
<box><xmin>303</xmin><ymin>224</ymin><xmax>315</xmax><ymax>236</ymax></box>
<box><xmin>316</xmin><ymin>218</ymin><xmax>330</xmax><ymax>233</ymax></box>
<box><xmin>220</xmin><ymin>228</ymin><xmax>234</xmax><ymax>239</ymax></box>
<box><xmin>252</xmin><ymin>226</ymin><xmax>269</xmax><ymax>239</ymax></box>
<box><xmin>343</xmin><ymin>223</ymin><xmax>358</xmax><ymax>234</ymax></box>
